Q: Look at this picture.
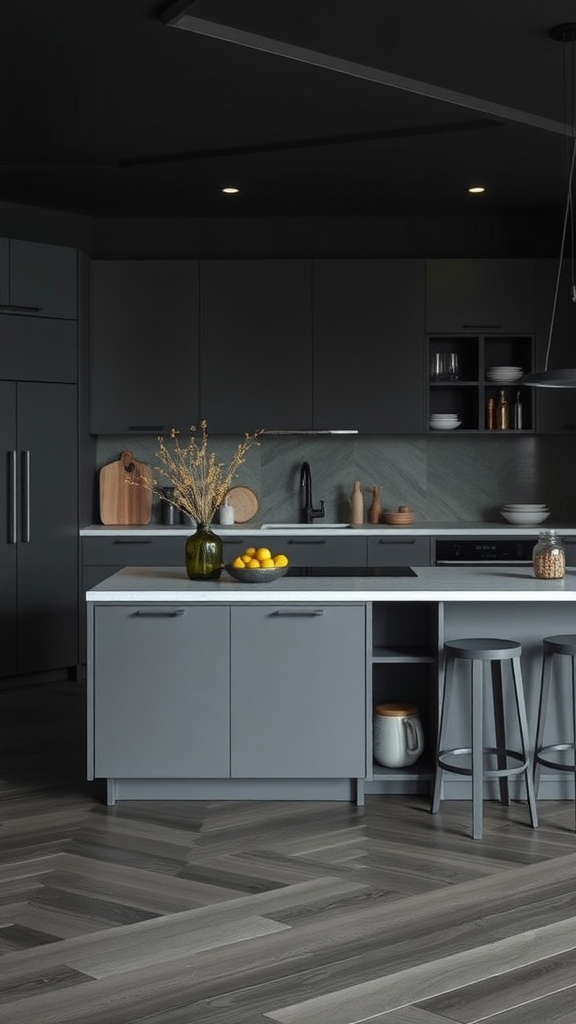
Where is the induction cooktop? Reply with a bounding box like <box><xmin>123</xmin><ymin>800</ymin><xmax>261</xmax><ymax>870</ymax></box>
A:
<box><xmin>287</xmin><ymin>566</ymin><xmax>417</xmax><ymax>578</ymax></box>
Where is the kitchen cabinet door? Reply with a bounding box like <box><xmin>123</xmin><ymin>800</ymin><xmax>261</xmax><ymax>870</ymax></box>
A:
<box><xmin>0</xmin><ymin>313</ymin><xmax>77</xmax><ymax>382</ymax></box>
<box><xmin>0</xmin><ymin>238</ymin><xmax>77</xmax><ymax>319</ymax></box>
<box><xmin>231</xmin><ymin>604</ymin><xmax>366</xmax><ymax>778</ymax></box>
<box><xmin>90</xmin><ymin>260</ymin><xmax>199</xmax><ymax>434</ymax></box>
<box><xmin>425</xmin><ymin>259</ymin><xmax>536</xmax><ymax>333</ymax></box>
<box><xmin>367</xmin><ymin>536</ymin><xmax>431</xmax><ymax>566</ymax></box>
<box><xmin>0</xmin><ymin>381</ymin><xmax>79</xmax><ymax>678</ymax></box>
<box><xmin>535</xmin><ymin>259</ymin><xmax>576</xmax><ymax>433</ymax></box>
<box><xmin>92</xmin><ymin>605</ymin><xmax>230</xmax><ymax>778</ymax></box>
<box><xmin>313</xmin><ymin>259</ymin><xmax>425</xmax><ymax>433</ymax></box>
<box><xmin>200</xmin><ymin>260</ymin><xmax>312</xmax><ymax>433</ymax></box>
<box><xmin>271</xmin><ymin>533</ymin><xmax>366</xmax><ymax>566</ymax></box>
<box><xmin>0</xmin><ymin>382</ymin><xmax>18</xmax><ymax>675</ymax></box>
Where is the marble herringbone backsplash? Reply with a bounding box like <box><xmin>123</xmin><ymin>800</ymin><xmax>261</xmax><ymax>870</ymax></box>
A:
<box><xmin>96</xmin><ymin>433</ymin><xmax>576</xmax><ymax>524</ymax></box>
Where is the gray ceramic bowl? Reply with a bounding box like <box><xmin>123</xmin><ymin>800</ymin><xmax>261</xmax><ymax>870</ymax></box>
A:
<box><xmin>226</xmin><ymin>565</ymin><xmax>288</xmax><ymax>584</ymax></box>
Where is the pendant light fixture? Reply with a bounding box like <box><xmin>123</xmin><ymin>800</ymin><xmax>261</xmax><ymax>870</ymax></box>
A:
<box><xmin>523</xmin><ymin>23</ymin><xmax>576</xmax><ymax>387</ymax></box>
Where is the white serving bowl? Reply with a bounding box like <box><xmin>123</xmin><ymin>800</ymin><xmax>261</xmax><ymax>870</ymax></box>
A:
<box><xmin>500</xmin><ymin>510</ymin><xmax>550</xmax><ymax>525</ymax></box>
<box><xmin>503</xmin><ymin>503</ymin><xmax>548</xmax><ymax>511</ymax></box>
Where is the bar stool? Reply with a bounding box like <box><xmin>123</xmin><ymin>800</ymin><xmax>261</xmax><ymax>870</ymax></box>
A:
<box><xmin>431</xmin><ymin>638</ymin><xmax>538</xmax><ymax>840</ymax></box>
<box><xmin>534</xmin><ymin>635</ymin><xmax>576</xmax><ymax>831</ymax></box>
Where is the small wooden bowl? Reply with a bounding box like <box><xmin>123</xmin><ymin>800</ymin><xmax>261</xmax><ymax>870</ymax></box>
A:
<box><xmin>382</xmin><ymin>511</ymin><xmax>415</xmax><ymax>526</ymax></box>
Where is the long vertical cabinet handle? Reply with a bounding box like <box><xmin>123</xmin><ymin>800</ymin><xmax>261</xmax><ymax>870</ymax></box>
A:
<box><xmin>8</xmin><ymin>450</ymin><xmax>17</xmax><ymax>543</ymax></box>
<box><xmin>21</xmin><ymin>450</ymin><xmax>30</xmax><ymax>543</ymax></box>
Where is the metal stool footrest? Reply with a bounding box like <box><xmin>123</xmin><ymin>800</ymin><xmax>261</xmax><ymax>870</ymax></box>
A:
<box><xmin>535</xmin><ymin>743</ymin><xmax>575</xmax><ymax>772</ymax></box>
<box><xmin>438</xmin><ymin>746</ymin><xmax>530</xmax><ymax>778</ymax></box>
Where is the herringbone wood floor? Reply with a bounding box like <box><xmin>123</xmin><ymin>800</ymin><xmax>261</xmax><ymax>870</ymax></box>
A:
<box><xmin>1</xmin><ymin>678</ymin><xmax>576</xmax><ymax>1024</ymax></box>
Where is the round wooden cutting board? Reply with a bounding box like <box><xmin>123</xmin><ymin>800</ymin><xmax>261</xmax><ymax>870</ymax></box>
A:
<box><xmin>225</xmin><ymin>485</ymin><xmax>259</xmax><ymax>523</ymax></box>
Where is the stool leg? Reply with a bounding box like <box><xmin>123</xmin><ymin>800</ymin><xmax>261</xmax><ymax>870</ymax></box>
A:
<box><xmin>533</xmin><ymin>649</ymin><xmax>554</xmax><ymax>797</ymax></box>
<box><xmin>471</xmin><ymin>659</ymin><xmax>484</xmax><ymax>840</ymax></box>
<box><xmin>571</xmin><ymin>657</ymin><xmax>576</xmax><ymax>833</ymax></box>
<box><xmin>491</xmin><ymin>660</ymin><xmax>510</xmax><ymax>806</ymax></box>
<box><xmin>431</xmin><ymin>655</ymin><xmax>454</xmax><ymax>815</ymax></box>
<box><xmin>511</xmin><ymin>656</ymin><xmax>538</xmax><ymax>830</ymax></box>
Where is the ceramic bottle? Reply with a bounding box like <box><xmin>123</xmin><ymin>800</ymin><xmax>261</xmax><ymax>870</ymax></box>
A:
<box><xmin>368</xmin><ymin>485</ymin><xmax>382</xmax><ymax>524</ymax></box>
<box><xmin>350</xmin><ymin>481</ymin><xmax>364</xmax><ymax>525</ymax></box>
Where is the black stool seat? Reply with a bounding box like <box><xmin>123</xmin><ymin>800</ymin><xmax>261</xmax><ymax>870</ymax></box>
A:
<box><xmin>534</xmin><ymin>635</ymin><xmax>576</xmax><ymax>831</ymax></box>
<box><xmin>431</xmin><ymin>637</ymin><xmax>538</xmax><ymax>840</ymax></box>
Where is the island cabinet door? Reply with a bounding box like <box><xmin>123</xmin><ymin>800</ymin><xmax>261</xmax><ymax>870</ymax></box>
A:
<box><xmin>92</xmin><ymin>605</ymin><xmax>230</xmax><ymax>778</ymax></box>
<box><xmin>230</xmin><ymin>605</ymin><xmax>366</xmax><ymax>778</ymax></box>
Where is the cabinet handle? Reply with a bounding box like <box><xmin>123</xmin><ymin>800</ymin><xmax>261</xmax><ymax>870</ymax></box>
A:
<box><xmin>0</xmin><ymin>303</ymin><xmax>42</xmax><ymax>314</ymax></box>
<box><xmin>286</xmin><ymin>539</ymin><xmax>326</xmax><ymax>545</ymax></box>
<box><xmin>133</xmin><ymin>609</ymin><xmax>186</xmax><ymax>617</ymax></box>
<box><xmin>112</xmin><ymin>539</ymin><xmax>153</xmax><ymax>544</ymax></box>
<box><xmin>377</xmin><ymin>538</ymin><xmax>417</xmax><ymax>545</ymax></box>
<box><xmin>21</xmin><ymin>450</ymin><xmax>30</xmax><ymax>543</ymax></box>
<box><xmin>8</xmin><ymin>450</ymin><xmax>17</xmax><ymax>544</ymax></box>
<box><xmin>271</xmin><ymin>609</ymin><xmax>325</xmax><ymax>617</ymax></box>
<box><xmin>461</xmin><ymin>323</ymin><xmax>501</xmax><ymax>329</ymax></box>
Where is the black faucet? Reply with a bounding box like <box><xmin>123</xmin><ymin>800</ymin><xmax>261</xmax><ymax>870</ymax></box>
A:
<box><xmin>299</xmin><ymin>461</ymin><xmax>325</xmax><ymax>524</ymax></box>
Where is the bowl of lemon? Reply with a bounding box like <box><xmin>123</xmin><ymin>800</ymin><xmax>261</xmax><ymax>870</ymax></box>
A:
<box><xmin>226</xmin><ymin>546</ymin><xmax>289</xmax><ymax>583</ymax></box>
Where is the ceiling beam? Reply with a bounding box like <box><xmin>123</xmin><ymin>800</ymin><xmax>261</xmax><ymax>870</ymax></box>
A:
<box><xmin>166</xmin><ymin>12</ymin><xmax>568</xmax><ymax>137</ymax></box>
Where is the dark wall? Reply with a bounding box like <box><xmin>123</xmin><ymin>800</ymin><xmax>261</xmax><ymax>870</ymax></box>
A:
<box><xmin>89</xmin><ymin>213</ymin><xmax>560</xmax><ymax>260</ymax></box>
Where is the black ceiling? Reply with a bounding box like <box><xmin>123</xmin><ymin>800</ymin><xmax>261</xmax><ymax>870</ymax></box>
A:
<box><xmin>3</xmin><ymin>0</ymin><xmax>576</xmax><ymax>219</ymax></box>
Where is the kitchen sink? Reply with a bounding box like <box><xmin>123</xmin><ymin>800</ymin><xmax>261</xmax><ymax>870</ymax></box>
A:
<box><xmin>260</xmin><ymin>522</ymin><xmax>352</xmax><ymax>529</ymax></box>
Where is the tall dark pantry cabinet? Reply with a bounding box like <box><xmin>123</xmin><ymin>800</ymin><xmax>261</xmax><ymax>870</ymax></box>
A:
<box><xmin>0</xmin><ymin>239</ymin><xmax>79</xmax><ymax>680</ymax></box>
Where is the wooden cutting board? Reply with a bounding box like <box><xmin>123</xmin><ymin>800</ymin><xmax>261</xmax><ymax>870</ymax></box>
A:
<box><xmin>99</xmin><ymin>451</ymin><xmax>153</xmax><ymax>525</ymax></box>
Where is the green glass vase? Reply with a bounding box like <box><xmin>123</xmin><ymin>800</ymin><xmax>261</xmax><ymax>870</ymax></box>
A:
<box><xmin>185</xmin><ymin>522</ymin><xmax>223</xmax><ymax>580</ymax></box>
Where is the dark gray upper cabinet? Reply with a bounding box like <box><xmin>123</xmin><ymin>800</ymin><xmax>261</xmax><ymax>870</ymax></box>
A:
<box><xmin>425</xmin><ymin>259</ymin><xmax>537</xmax><ymax>333</ymax></box>
<box><xmin>90</xmin><ymin>260</ymin><xmax>199</xmax><ymax>434</ymax></box>
<box><xmin>0</xmin><ymin>313</ymin><xmax>77</xmax><ymax>382</ymax></box>
<box><xmin>313</xmin><ymin>259</ymin><xmax>425</xmax><ymax>433</ymax></box>
<box><xmin>535</xmin><ymin>258</ymin><xmax>576</xmax><ymax>433</ymax></box>
<box><xmin>0</xmin><ymin>238</ymin><xmax>77</xmax><ymax>319</ymax></box>
<box><xmin>200</xmin><ymin>260</ymin><xmax>312</xmax><ymax>433</ymax></box>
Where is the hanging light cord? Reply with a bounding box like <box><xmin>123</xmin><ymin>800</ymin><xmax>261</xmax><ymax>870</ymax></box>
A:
<box><xmin>544</xmin><ymin>136</ymin><xmax>576</xmax><ymax>371</ymax></box>
<box><xmin>544</xmin><ymin>25</ymin><xmax>576</xmax><ymax>373</ymax></box>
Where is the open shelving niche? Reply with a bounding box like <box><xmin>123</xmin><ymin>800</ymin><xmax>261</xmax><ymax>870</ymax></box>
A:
<box><xmin>427</xmin><ymin>334</ymin><xmax>535</xmax><ymax>433</ymax></box>
<box><xmin>365</xmin><ymin>601</ymin><xmax>443</xmax><ymax>795</ymax></box>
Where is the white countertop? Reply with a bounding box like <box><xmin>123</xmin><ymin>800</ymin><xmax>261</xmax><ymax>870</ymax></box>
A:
<box><xmin>86</xmin><ymin>564</ymin><xmax>576</xmax><ymax>603</ymax></box>
<box><xmin>81</xmin><ymin>522</ymin><xmax>576</xmax><ymax>538</ymax></box>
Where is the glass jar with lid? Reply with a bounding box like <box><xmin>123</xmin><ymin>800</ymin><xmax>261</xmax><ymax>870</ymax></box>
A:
<box><xmin>532</xmin><ymin>530</ymin><xmax>565</xmax><ymax>579</ymax></box>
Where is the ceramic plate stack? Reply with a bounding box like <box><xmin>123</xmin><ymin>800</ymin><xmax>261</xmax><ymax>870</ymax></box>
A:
<box><xmin>429</xmin><ymin>413</ymin><xmax>461</xmax><ymax>430</ymax></box>
<box><xmin>500</xmin><ymin>503</ymin><xmax>549</xmax><ymax>525</ymax></box>
<box><xmin>486</xmin><ymin>366</ymin><xmax>523</xmax><ymax>384</ymax></box>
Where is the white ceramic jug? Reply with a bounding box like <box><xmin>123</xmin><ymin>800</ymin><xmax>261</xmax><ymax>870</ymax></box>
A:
<box><xmin>373</xmin><ymin>703</ymin><xmax>424</xmax><ymax>768</ymax></box>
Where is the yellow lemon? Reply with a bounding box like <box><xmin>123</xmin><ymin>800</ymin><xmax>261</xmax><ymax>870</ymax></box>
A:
<box><xmin>273</xmin><ymin>553</ymin><xmax>289</xmax><ymax>567</ymax></box>
<box><xmin>260</xmin><ymin>558</ymin><xmax>275</xmax><ymax>568</ymax></box>
<box><xmin>255</xmin><ymin>547</ymin><xmax>272</xmax><ymax>562</ymax></box>
<box><xmin>245</xmin><ymin>546</ymin><xmax>256</xmax><ymax>556</ymax></box>
<box><xmin>231</xmin><ymin>556</ymin><xmax>245</xmax><ymax>569</ymax></box>
<box><xmin>241</xmin><ymin>553</ymin><xmax>252</xmax><ymax>564</ymax></box>
<box><xmin>246</xmin><ymin>558</ymin><xmax>261</xmax><ymax>568</ymax></box>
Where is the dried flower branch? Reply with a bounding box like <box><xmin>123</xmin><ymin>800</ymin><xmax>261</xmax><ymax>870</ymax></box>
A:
<box><xmin>132</xmin><ymin>420</ymin><xmax>262</xmax><ymax>525</ymax></box>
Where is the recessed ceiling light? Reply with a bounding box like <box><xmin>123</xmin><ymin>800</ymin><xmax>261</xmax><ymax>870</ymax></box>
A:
<box><xmin>468</xmin><ymin>186</ymin><xmax>486</xmax><ymax>194</ymax></box>
<box><xmin>221</xmin><ymin>186</ymin><xmax>240</xmax><ymax>194</ymax></box>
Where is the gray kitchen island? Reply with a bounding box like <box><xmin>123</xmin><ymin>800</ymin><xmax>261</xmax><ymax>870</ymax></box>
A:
<box><xmin>86</xmin><ymin>565</ymin><xmax>576</xmax><ymax>806</ymax></box>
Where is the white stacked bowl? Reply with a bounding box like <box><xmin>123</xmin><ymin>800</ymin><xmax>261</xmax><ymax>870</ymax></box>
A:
<box><xmin>500</xmin><ymin>507</ymin><xmax>550</xmax><ymax>525</ymax></box>
<box><xmin>486</xmin><ymin>366</ymin><xmax>523</xmax><ymax>383</ymax></box>
<box><xmin>429</xmin><ymin>413</ymin><xmax>461</xmax><ymax>430</ymax></box>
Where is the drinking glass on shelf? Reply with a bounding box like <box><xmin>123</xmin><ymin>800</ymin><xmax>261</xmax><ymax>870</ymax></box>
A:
<box><xmin>446</xmin><ymin>352</ymin><xmax>461</xmax><ymax>380</ymax></box>
<box><xmin>430</xmin><ymin>352</ymin><xmax>445</xmax><ymax>380</ymax></box>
